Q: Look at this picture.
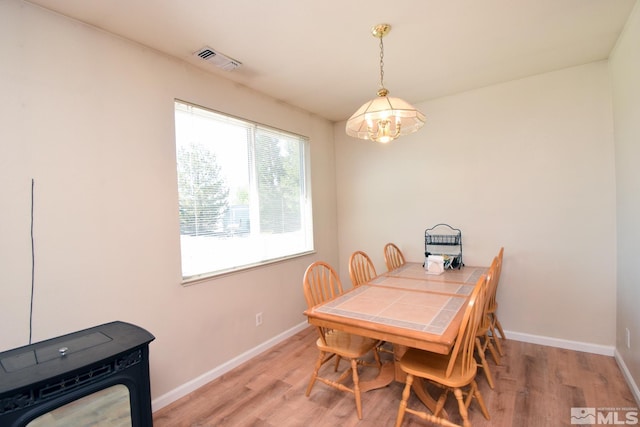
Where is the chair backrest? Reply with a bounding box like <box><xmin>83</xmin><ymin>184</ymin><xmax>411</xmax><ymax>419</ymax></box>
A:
<box><xmin>478</xmin><ymin>257</ymin><xmax>498</xmax><ymax>332</ymax></box>
<box><xmin>303</xmin><ymin>261</ymin><xmax>345</xmax><ymax>345</ymax></box>
<box><xmin>487</xmin><ymin>247</ymin><xmax>504</xmax><ymax>312</ymax></box>
<box><xmin>303</xmin><ymin>261</ymin><xmax>344</xmax><ymax>308</ymax></box>
<box><xmin>445</xmin><ymin>273</ymin><xmax>488</xmax><ymax>378</ymax></box>
<box><xmin>349</xmin><ymin>251</ymin><xmax>377</xmax><ymax>287</ymax></box>
<box><xmin>383</xmin><ymin>243</ymin><xmax>406</xmax><ymax>271</ymax></box>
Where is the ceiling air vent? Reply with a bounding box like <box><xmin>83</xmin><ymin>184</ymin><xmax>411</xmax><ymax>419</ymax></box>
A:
<box><xmin>194</xmin><ymin>46</ymin><xmax>241</xmax><ymax>71</ymax></box>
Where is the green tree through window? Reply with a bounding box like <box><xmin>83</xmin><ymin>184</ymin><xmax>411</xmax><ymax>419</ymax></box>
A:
<box><xmin>177</xmin><ymin>142</ymin><xmax>229</xmax><ymax>236</ymax></box>
<box><xmin>256</xmin><ymin>131</ymin><xmax>301</xmax><ymax>233</ymax></box>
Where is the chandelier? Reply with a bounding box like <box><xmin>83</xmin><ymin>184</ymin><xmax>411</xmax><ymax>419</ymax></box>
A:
<box><xmin>345</xmin><ymin>24</ymin><xmax>425</xmax><ymax>143</ymax></box>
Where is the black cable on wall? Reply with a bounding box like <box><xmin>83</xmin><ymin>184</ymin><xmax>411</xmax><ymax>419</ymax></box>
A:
<box><xmin>29</xmin><ymin>178</ymin><xmax>35</xmax><ymax>344</ymax></box>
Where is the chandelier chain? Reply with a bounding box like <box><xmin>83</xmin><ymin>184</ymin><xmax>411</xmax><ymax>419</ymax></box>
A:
<box><xmin>379</xmin><ymin>36</ymin><xmax>385</xmax><ymax>90</ymax></box>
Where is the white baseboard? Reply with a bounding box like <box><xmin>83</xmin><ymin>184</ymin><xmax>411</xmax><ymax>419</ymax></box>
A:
<box><xmin>503</xmin><ymin>329</ymin><xmax>615</xmax><ymax>356</ymax></box>
<box><xmin>503</xmin><ymin>330</ymin><xmax>640</xmax><ymax>404</ymax></box>
<box><xmin>152</xmin><ymin>325</ymin><xmax>628</xmax><ymax>412</ymax></box>
<box><xmin>151</xmin><ymin>321</ymin><xmax>309</xmax><ymax>412</ymax></box>
<box><xmin>509</xmin><ymin>330</ymin><xmax>640</xmax><ymax>407</ymax></box>
<box><xmin>614</xmin><ymin>349</ymin><xmax>640</xmax><ymax>407</ymax></box>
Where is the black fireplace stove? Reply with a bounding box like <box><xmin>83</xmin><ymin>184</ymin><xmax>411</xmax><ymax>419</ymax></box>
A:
<box><xmin>0</xmin><ymin>321</ymin><xmax>155</xmax><ymax>427</ymax></box>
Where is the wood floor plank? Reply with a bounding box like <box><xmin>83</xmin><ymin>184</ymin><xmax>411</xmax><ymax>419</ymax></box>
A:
<box><xmin>153</xmin><ymin>327</ymin><xmax>637</xmax><ymax>427</ymax></box>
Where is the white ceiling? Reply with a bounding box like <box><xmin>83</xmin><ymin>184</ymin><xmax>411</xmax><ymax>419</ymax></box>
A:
<box><xmin>25</xmin><ymin>0</ymin><xmax>637</xmax><ymax>122</ymax></box>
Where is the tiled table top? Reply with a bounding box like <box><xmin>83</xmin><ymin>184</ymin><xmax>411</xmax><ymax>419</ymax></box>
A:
<box><xmin>314</xmin><ymin>285</ymin><xmax>466</xmax><ymax>335</ymax></box>
<box><xmin>385</xmin><ymin>262</ymin><xmax>487</xmax><ymax>284</ymax></box>
<box><xmin>305</xmin><ymin>262</ymin><xmax>488</xmax><ymax>353</ymax></box>
<box><xmin>369</xmin><ymin>275</ymin><xmax>475</xmax><ymax>296</ymax></box>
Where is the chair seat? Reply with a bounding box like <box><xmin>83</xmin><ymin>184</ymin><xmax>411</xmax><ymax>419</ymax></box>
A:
<box><xmin>316</xmin><ymin>330</ymin><xmax>379</xmax><ymax>358</ymax></box>
<box><xmin>476</xmin><ymin>320</ymin><xmax>491</xmax><ymax>336</ymax></box>
<box><xmin>399</xmin><ymin>347</ymin><xmax>478</xmax><ymax>389</ymax></box>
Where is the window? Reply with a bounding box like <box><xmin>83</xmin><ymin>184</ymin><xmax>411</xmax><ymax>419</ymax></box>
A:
<box><xmin>174</xmin><ymin>100</ymin><xmax>314</xmax><ymax>282</ymax></box>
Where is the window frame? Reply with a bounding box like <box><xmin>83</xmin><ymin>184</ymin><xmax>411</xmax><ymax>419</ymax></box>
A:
<box><xmin>174</xmin><ymin>99</ymin><xmax>315</xmax><ymax>284</ymax></box>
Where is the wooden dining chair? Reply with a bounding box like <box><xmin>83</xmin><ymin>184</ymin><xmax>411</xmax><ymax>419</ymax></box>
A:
<box><xmin>474</xmin><ymin>257</ymin><xmax>500</xmax><ymax>389</ymax></box>
<box><xmin>349</xmin><ymin>250</ymin><xmax>377</xmax><ymax>287</ymax></box>
<box><xmin>383</xmin><ymin>242</ymin><xmax>406</xmax><ymax>271</ymax></box>
<box><xmin>487</xmin><ymin>247</ymin><xmax>506</xmax><ymax>356</ymax></box>
<box><xmin>395</xmin><ymin>274</ymin><xmax>491</xmax><ymax>427</ymax></box>
<box><xmin>302</xmin><ymin>261</ymin><xmax>381</xmax><ymax>420</ymax></box>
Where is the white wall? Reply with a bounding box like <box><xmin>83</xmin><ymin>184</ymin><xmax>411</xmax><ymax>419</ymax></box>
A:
<box><xmin>610</xmin><ymin>0</ymin><xmax>640</xmax><ymax>401</ymax></box>
<box><xmin>0</xmin><ymin>0</ymin><xmax>338</xmax><ymax>406</ymax></box>
<box><xmin>335</xmin><ymin>61</ymin><xmax>617</xmax><ymax>347</ymax></box>
<box><xmin>2</xmin><ymin>0</ymin><xmax>634</xmax><ymax>412</ymax></box>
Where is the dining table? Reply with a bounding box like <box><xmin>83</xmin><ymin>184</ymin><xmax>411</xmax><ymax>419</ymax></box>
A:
<box><xmin>303</xmin><ymin>262</ymin><xmax>488</xmax><ymax>415</ymax></box>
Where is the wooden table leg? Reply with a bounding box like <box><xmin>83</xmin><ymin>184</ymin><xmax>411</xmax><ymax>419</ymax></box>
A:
<box><xmin>412</xmin><ymin>378</ymin><xmax>437</xmax><ymax>411</ymax></box>
<box><xmin>393</xmin><ymin>344</ymin><xmax>449</xmax><ymax>419</ymax></box>
<box><xmin>411</xmin><ymin>377</ymin><xmax>449</xmax><ymax>419</ymax></box>
<box><xmin>358</xmin><ymin>345</ymin><xmax>450</xmax><ymax>419</ymax></box>
<box><xmin>358</xmin><ymin>362</ymin><xmax>395</xmax><ymax>392</ymax></box>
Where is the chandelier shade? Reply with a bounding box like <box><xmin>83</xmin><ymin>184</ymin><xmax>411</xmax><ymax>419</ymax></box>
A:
<box><xmin>345</xmin><ymin>24</ymin><xmax>425</xmax><ymax>144</ymax></box>
<box><xmin>346</xmin><ymin>92</ymin><xmax>426</xmax><ymax>143</ymax></box>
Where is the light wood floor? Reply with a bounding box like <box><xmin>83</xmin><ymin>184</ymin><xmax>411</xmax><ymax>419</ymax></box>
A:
<box><xmin>153</xmin><ymin>327</ymin><xmax>637</xmax><ymax>427</ymax></box>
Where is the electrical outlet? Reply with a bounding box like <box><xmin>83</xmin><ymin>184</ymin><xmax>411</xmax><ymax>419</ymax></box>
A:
<box><xmin>256</xmin><ymin>312</ymin><xmax>263</xmax><ymax>326</ymax></box>
<box><xmin>626</xmin><ymin>328</ymin><xmax>631</xmax><ymax>349</ymax></box>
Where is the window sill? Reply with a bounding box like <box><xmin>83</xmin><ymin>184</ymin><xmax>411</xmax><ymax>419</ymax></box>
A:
<box><xmin>180</xmin><ymin>250</ymin><xmax>316</xmax><ymax>286</ymax></box>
